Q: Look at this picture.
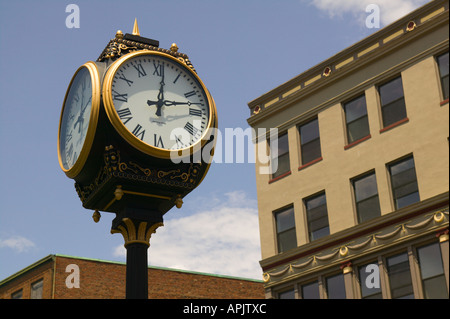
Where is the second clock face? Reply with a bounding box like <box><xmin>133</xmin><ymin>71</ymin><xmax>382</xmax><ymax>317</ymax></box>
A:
<box><xmin>106</xmin><ymin>52</ymin><xmax>211</xmax><ymax>154</ymax></box>
<box><xmin>59</xmin><ymin>66</ymin><xmax>94</xmax><ymax>170</ymax></box>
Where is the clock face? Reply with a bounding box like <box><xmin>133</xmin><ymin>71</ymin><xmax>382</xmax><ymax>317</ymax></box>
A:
<box><xmin>58</xmin><ymin>63</ymin><xmax>99</xmax><ymax>174</ymax></box>
<box><xmin>104</xmin><ymin>51</ymin><xmax>213</xmax><ymax>157</ymax></box>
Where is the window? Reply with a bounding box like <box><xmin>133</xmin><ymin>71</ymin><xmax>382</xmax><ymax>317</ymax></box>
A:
<box><xmin>31</xmin><ymin>279</ymin><xmax>43</xmax><ymax>299</ymax></box>
<box><xmin>437</xmin><ymin>52</ymin><xmax>449</xmax><ymax>101</ymax></box>
<box><xmin>275</xmin><ymin>206</ymin><xmax>297</xmax><ymax>253</ymax></box>
<box><xmin>417</xmin><ymin>242</ymin><xmax>448</xmax><ymax>299</ymax></box>
<box><xmin>278</xmin><ymin>288</ymin><xmax>295</xmax><ymax>299</ymax></box>
<box><xmin>358</xmin><ymin>263</ymin><xmax>382</xmax><ymax>299</ymax></box>
<box><xmin>305</xmin><ymin>192</ymin><xmax>330</xmax><ymax>241</ymax></box>
<box><xmin>270</xmin><ymin>133</ymin><xmax>290</xmax><ymax>179</ymax></box>
<box><xmin>301</xmin><ymin>281</ymin><xmax>320</xmax><ymax>299</ymax></box>
<box><xmin>352</xmin><ymin>172</ymin><xmax>381</xmax><ymax>223</ymax></box>
<box><xmin>326</xmin><ymin>273</ymin><xmax>346</xmax><ymax>299</ymax></box>
<box><xmin>379</xmin><ymin>76</ymin><xmax>407</xmax><ymax>128</ymax></box>
<box><xmin>386</xmin><ymin>252</ymin><xmax>414</xmax><ymax>299</ymax></box>
<box><xmin>299</xmin><ymin>119</ymin><xmax>321</xmax><ymax>165</ymax></box>
<box><xmin>388</xmin><ymin>156</ymin><xmax>420</xmax><ymax>209</ymax></box>
<box><xmin>11</xmin><ymin>289</ymin><xmax>23</xmax><ymax>299</ymax></box>
<box><xmin>344</xmin><ymin>94</ymin><xmax>370</xmax><ymax>144</ymax></box>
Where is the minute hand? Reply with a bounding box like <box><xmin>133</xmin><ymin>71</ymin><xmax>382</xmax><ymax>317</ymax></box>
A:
<box><xmin>163</xmin><ymin>100</ymin><xmax>202</xmax><ymax>106</ymax></box>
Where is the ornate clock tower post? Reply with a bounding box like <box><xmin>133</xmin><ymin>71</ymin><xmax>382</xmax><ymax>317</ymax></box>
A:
<box><xmin>57</xmin><ymin>20</ymin><xmax>217</xmax><ymax>299</ymax></box>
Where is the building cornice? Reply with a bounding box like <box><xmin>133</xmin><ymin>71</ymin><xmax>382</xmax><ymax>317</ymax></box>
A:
<box><xmin>247</xmin><ymin>0</ymin><xmax>449</xmax><ymax>127</ymax></box>
<box><xmin>259</xmin><ymin>192</ymin><xmax>449</xmax><ymax>286</ymax></box>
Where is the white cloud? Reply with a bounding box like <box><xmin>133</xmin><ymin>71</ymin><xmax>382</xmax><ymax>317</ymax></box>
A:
<box><xmin>310</xmin><ymin>0</ymin><xmax>431</xmax><ymax>26</ymax></box>
<box><xmin>113</xmin><ymin>191</ymin><xmax>262</xmax><ymax>280</ymax></box>
<box><xmin>0</xmin><ymin>235</ymin><xmax>36</xmax><ymax>253</ymax></box>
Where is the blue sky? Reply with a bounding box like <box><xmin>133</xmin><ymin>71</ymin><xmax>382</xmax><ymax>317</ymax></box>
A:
<box><xmin>0</xmin><ymin>0</ymin><xmax>430</xmax><ymax>282</ymax></box>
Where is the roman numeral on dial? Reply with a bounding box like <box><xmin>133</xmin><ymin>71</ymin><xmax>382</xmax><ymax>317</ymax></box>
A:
<box><xmin>153</xmin><ymin>62</ymin><xmax>164</xmax><ymax>77</ymax></box>
<box><xmin>118</xmin><ymin>73</ymin><xmax>133</xmax><ymax>86</ymax></box>
<box><xmin>133</xmin><ymin>63</ymin><xmax>147</xmax><ymax>77</ymax></box>
<box><xmin>184</xmin><ymin>122</ymin><xmax>198</xmax><ymax>136</ymax></box>
<box><xmin>117</xmin><ymin>108</ymin><xmax>133</xmax><ymax>124</ymax></box>
<box><xmin>184</xmin><ymin>91</ymin><xmax>196</xmax><ymax>98</ymax></box>
<box><xmin>154</xmin><ymin>134</ymin><xmax>164</xmax><ymax>148</ymax></box>
<box><xmin>132</xmin><ymin>124</ymin><xmax>146</xmax><ymax>140</ymax></box>
<box><xmin>112</xmin><ymin>90</ymin><xmax>128</xmax><ymax>102</ymax></box>
<box><xmin>189</xmin><ymin>108</ymin><xmax>202</xmax><ymax>117</ymax></box>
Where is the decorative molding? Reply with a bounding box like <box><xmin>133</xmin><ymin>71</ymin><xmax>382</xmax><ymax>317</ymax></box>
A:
<box><xmin>75</xmin><ymin>145</ymin><xmax>203</xmax><ymax>206</ymax></box>
<box><xmin>111</xmin><ymin>218</ymin><xmax>164</xmax><ymax>247</ymax></box>
<box><xmin>261</xmin><ymin>206</ymin><xmax>448</xmax><ymax>286</ymax></box>
<box><xmin>97</xmin><ymin>36</ymin><xmax>196</xmax><ymax>73</ymax></box>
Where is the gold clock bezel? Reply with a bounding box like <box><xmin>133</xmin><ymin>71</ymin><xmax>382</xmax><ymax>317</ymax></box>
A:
<box><xmin>102</xmin><ymin>50</ymin><xmax>217</xmax><ymax>159</ymax></box>
<box><xmin>57</xmin><ymin>61</ymin><xmax>101</xmax><ymax>178</ymax></box>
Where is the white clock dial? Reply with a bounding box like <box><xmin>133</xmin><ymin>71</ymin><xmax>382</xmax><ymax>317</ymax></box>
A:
<box><xmin>108</xmin><ymin>53</ymin><xmax>211</xmax><ymax>152</ymax></box>
<box><xmin>59</xmin><ymin>66</ymin><xmax>94</xmax><ymax>170</ymax></box>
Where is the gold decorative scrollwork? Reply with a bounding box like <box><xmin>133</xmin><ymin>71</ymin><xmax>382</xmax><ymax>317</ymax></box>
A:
<box><xmin>119</xmin><ymin>161</ymin><xmax>151</xmax><ymax>176</ymax></box>
<box><xmin>156</xmin><ymin>163</ymin><xmax>201</xmax><ymax>184</ymax></box>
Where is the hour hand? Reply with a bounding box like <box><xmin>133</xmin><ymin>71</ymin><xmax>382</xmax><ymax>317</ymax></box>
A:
<box><xmin>147</xmin><ymin>100</ymin><xmax>158</xmax><ymax>106</ymax></box>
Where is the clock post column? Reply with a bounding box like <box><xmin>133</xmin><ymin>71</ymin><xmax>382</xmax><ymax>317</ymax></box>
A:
<box><xmin>111</xmin><ymin>210</ymin><xmax>163</xmax><ymax>299</ymax></box>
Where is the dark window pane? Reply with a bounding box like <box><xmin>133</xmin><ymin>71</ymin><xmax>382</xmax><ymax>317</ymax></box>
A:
<box><xmin>276</xmin><ymin>207</ymin><xmax>295</xmax><ymax>233</ymax></box>
<box><xmin>379</xmin><ymin>77</ymin><xmax>407</xmax><ymax>127</ymax></box>
<box><xmin>271</xmin><ymin>152</ymin><xmax>290</xmax><ymax>178</ymax></box>
<box><xmin>439</xmin><ymin>54</ymin><xmax>449</xmax><ymax>96</ymax></box>
<box><xmin>300</xmin><ymin>119</ymin><xmax>320</xmax><ymax>144</ymax></box>
<box><xmin>299</xmin><ymin>119</ymin><xmax>322</xmax><ymax>165</ymax></box>
<box><xmin>347</xmin><ymin>116</ymin><xmax>370</xmax><ymax>143</ymax></box>
<box><xmin>389</xmin><ymin>156</ymin><xmax>419</xmax><ymax>209</ymax></box>
<box><xmin>393</xmin><ymin>179</ymin><xmax>418</xmax><ymax>199</ymax></box>
<box><xmin>275</xmin><ymin>207</ymin><xmax>297</xmax><ymax>253</ymax></box>
<box><xmin>442</xmin><ymin>75</ymin><xmax>449</xmax><ymax>100</ymax></box>
<box><xmin>278</xmin><ymin>289</ymin><xmax>295</xmax><ymax>299</ymax></box>
<box><xmin>354</xmin><ymin>173</ymin><xmax>381</xmax><ymax>223</ymax></box>
<box><xmin>275</xmin><ymin>133</ymin><xmax>289</xmax><ymax>156</ymax></box>
<box><xmin>359</xmin><ymin>264</ymin><xmax>382</xmax><ymax>299</ymax></box>
<box><xmin>379</xmin><ymin>77</ymin><xmax>404</xmax><ymax>106</ymax></box>
<box><xmin>305</xmin><ymin>192</ymin><xmax>327</xmax><ymax>209</ymax></box>
<box><xmin>302</xmin><ymin>281</ymin><xmax>320</xmax><ymax>299</ymax></box>
<box><xmin>345</xmin><ymin>95</ymin><xmax>368</xmax><ymax>123</ymax></box>
<box><xmin>422</xmin><ymin>276</ymin><xmax>449</xmax><ymax>299</ymax></box>
<box><xmin>310</xmin><ymin>226</ymin><xmax>330</xmax><ymax>241</ymax></box>
<box><xmin>382</xmin><ymin>98</ymin><xmax>407</xmax><ymax>127</ymax></box>
<box><xmin>278</xmin><ymin>229</ymin><xmax>297</xmax><ymax>253</ymax></box>
<box><xmin>31</xmin><ymin>279</ymin><xmax>43</xmax><ymax>299</ymax></box>
<box><xmin>387</xmin><ymin>253</ymin><xmax>414</xmax><ymax>299</ymax></box>
<box><xmin>271</xmin><ymin>134</ymin><xmax>290</xmax><ymax>178</ymax></box>
<box><xmin>391</xmin><ymin>167</ymin><xmax>417</xmax><ymax>189</ymax></box>
<box><xmin>417</xmin><ymin>243</ymin><xmax>448</xmax><ymax>299</ymax></box>
<box><xmin>301</xmin><ymin>139</ymin><xmax>321</xmax><ymax>164</ymax></box>
<box><xmin>11</xmin><ymin>290</ymin><xmax>23</xmax><ymax>299</ymax></box>
<box><xmin>357</xmin><ymin>196</ymin><xmax>381</xmax><ymax>223</ymax></box>
<box><xmin>305</xmin><ymin>193</ymin><xmax>329</xmax><ymax>241</ymax></box>
<box><xmin>326</xmin><ymin>274</ymin><xmax>346</xmax><ymax>299</ymax></box>
<box><xmin>437</xmin><ymin>52</ymin><xmax>449</xmax><ymax>77</ymax></box>
<box><xmin>390</xmin><ymin>156</ymin><xmax>414</xmax><ymax>175</ymax></box>
<box><xmin>354</xmin><ymin>173</ymin><xmax>378</xmax><ymax>201</ymax></box>
<box><xmin>396</xmin><ymin>192</ymin><xmax>420</xmax><ymax>209</ymax></box>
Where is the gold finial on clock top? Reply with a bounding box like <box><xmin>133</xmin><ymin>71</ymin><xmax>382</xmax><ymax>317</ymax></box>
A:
<box><xmin>115</xmin><ymin>30</ymin><xmax>123</xmax><ymax>39</ymax></box>
<box><xmin>132</xmin><ymin>18</ymin><xmax>140</xmax><ymax>36</ymax></box>
<box><xmin>170</xmin><ymin>43</ymin><xmax>179</xmax><ymax>52</ymax></box>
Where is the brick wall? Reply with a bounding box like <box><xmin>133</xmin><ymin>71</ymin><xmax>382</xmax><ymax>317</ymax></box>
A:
<box><xmin>1</xmin><ymin>255</ymin><xmax>264</xmax><ymax>299</ymax></box>
<box><xmin>54</xmin><ymin>256</ymin><xmax>264</xmax><ymax>299</ymax></box>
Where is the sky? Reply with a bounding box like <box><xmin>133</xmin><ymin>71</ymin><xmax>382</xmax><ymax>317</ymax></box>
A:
<box><xmin>0</xmin><ymin>0</ymin><xmax>431</xmax><ymax>282</ymax></box>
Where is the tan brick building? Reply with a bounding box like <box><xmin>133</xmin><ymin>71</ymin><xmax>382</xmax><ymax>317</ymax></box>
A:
<box><xmin>0</xmin><ymin>254</ymin><xmax>264</xmax><ymax>299</ymax></box>
<box><xmin>247</xmin><ymin>0</ymin><xmax>449</xmax><ymax>299</ymax></box>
